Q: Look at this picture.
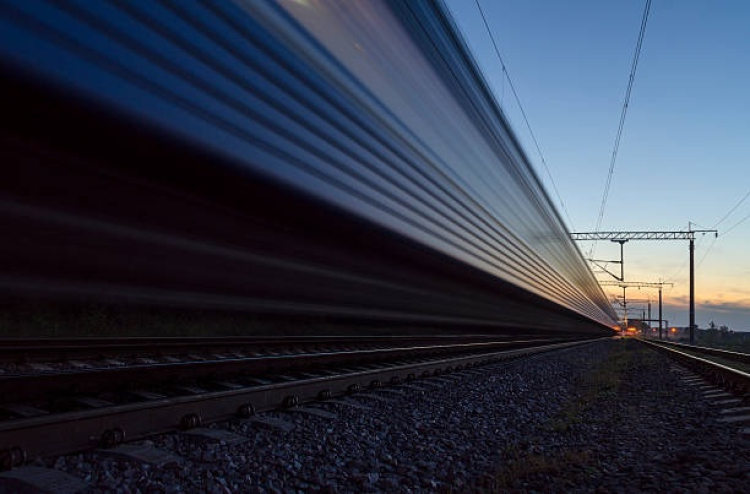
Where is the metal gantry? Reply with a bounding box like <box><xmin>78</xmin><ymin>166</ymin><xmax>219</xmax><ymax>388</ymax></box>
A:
<box><xmin>600</xmin><ymin>281</ymin><xmax>673</xmax><ymax>339</ymax></box>
<box><xmin>569</xmin><ymin>231</ymin><xmax>711</xmax><ymax>241</ymax></box>
<box><xmin>587</xmin><ymin>239</ymin><xmax>627</xmax><ymax>281</ymax></box>
<box><xmin>611</xmin><ymin>296</ymin><xmax>650</xmax><ymax>331</ymax></box>
<box><xmin>571</xmin><ymin>228</ymin><xmax>717</xmax><ymax>343</ymax></box>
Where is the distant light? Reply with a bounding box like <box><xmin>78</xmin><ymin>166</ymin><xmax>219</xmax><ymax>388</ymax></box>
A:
<box><xmin>671</xmin><ymin>327</ymin><xmax>677</xmax><ymax>333</ymax></box>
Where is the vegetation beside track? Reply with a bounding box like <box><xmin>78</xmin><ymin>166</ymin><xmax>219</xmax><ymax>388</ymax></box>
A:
<box><xmin>547</xmin><ymin>338</ymin><xmax>632</xmax><ymax>433</ymax></box>
<box><xmin>489</xmin><ymin>339</ymin><xmax>644</xmax><ymax>489</ymax></box>
<box><xmin>483</xmin><ymin>339</ymin><xmax>747</xmax><ymax>492</ymax></box>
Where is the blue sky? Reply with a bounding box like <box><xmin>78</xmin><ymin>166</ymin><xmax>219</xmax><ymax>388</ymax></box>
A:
<box><xmin>445</xmin><ymin>0</ymin><xmax>750</xmax><ymax>330</ymax></box>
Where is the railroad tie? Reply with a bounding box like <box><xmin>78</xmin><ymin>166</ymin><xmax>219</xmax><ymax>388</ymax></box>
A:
<box><xmin>98</xmin><ymin>444</ymin><xmax>181</xmax><ymax>468</ymax></box>
<box><xmin>349</xmin><ymin>394</ymin><xmax>396</xmax><ymax>404</ymax></box>
<box><xmin>717</xmin><ymin>414</ymin><xmax>750</xmax><ymax>425</ymax></box>
<box><xmin>325</xmin><ymin>399</ymin><xmax>371</xmax><ymax>411</ymax></box>
<box><xmin>0</xmin><ymin>466</ymin><xmax>87</xmax><ymax>494</ymax></box>
<box><xmin>181</xmin><ymin>428</ymin><xmax>249</xmax><ymax>445</ymax></box>
<box><xmin>284</xmin><ymin>407</ymin><xmax>338</xmax><ymax>420</ymax></box>
<box><xmin>397</xmin><ymin>383</ymin><xmax>434</xmax><ymax>392</ymax></box>
<box><xmin>374</xmin><ymin>389</ymin><xmax>406</xmax><ymax>397</ymax></box>
<box><xmin>0</xmin><ymin>404</ymin><xmax>48</xmax><ymax>418</ymax></box>
<box><xmin>244</xmin><ymin>415</ymin><xmax>296</xmax><ymax>432</ymax></box>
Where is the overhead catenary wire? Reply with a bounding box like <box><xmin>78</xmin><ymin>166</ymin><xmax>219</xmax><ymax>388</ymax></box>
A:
<box><xmin>473</xmin><ymin>0</ymin><xmax>574</xmax><ymax>231</ymax></box>
<box><xmin>696</xmin><ymin>235</ymin><xmax>718</xmax><ymax>268</ymax></box>
<box><xmin>720</xmin><ymin>210</ymin><xmax>750</xmax><ymax>237</ymax></box>
<box><xmin>593</xmin><ymin>0</ymin><xmax>652</xmax><ymax>237</ymax></box>
<box><xmin>712</xmin><ymin>188</ymin><xmax>750</xmax><ymax>229</ymax></box>
<box><xmin>675</xmin><ymin>188</ymin><xmax>750</xmax><ymax>272</ymax></box>
<box><xmin>687</xmin><ymin>188</ymin><xmax>750</xmax><ymax>268</ymax></box>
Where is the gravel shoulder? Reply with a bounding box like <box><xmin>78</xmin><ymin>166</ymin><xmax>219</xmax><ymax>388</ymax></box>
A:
<box><xmin>483</xmin><ymin>338</ymin><xmax>749</xmax><ymax>492</ymax></box>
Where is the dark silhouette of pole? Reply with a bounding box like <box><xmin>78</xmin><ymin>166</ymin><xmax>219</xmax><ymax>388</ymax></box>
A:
<box><xmin>616</xmin><ymin>239</ymin><xmax>627</xmax><ymax>281</ymax></box>
<box><xmin>658</xmin><ymin>286</ymin><xmax>663</xmax><ymax>340</ymax></box>
<box><xmin>688</xmin><ymin>222</ymin><xmax>699</xmax><ymax>344</ymax></box>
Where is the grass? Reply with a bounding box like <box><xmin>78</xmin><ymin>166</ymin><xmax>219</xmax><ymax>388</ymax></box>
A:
<box><xmin>484</xmin><ymin>340</ymin><xmax>634</xmax><ymax>490</ymax></box>
<box><xmin>546</xmin><ymin>339</ymin><xmax>632</xmax><ymax>433</ymax></box>
<box><xmin>490</xmin><ymin>447</ymin><xmax>592</xmax><ymax>489</ymax></box>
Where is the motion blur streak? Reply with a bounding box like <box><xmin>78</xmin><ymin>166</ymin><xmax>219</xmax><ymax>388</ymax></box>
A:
<box><xmin>0</xmin><ymin>0</ymin><xmax>616</xmax><ymax>335</ymax></box>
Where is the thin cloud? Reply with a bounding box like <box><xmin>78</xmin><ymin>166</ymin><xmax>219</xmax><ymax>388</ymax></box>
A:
<box><xmin>699</xmin><ymin>300</ymin><xmax>750</xmax><ymax>314</ymax></box>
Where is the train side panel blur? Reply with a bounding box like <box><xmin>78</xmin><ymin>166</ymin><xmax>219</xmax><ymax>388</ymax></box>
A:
<box><xmin>0</xmin><ymin>0</ymin><xmax>616</xmax><ymax>337</ymax></box>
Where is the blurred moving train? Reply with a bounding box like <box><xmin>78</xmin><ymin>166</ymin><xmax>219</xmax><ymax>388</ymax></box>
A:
<box><xmin>0</xmin><ymin>0</ymin><xmax>617</xmax><ymax>337</ymax></box>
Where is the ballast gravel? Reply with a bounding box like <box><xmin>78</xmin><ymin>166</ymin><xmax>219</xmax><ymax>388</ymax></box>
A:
<box><xmin>33</xmin><ymin>339</ymin><xmax>750</xmax><ymax>492</ymax></box>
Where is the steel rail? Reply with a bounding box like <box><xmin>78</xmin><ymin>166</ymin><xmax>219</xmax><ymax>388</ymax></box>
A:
<box><xmin>0</xmin><ymin>338</ymin><xmax>602</xmax><ymax>469</ymax></box>
<box><xmin>641</xmin><ymin>339</ymin><xmax>750</xmax><ymax>365</ymax></box>
<box><xmin>639</xmin><ymin>339</ymin><xmax>750</xmax><ymax>394</ymax></box>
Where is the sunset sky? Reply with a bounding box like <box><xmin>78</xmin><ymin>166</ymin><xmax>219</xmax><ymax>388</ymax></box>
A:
<box><xmin>447</xmin><ymin>0</ymin><xmax>750</xmax><ymax>330</ymax></box>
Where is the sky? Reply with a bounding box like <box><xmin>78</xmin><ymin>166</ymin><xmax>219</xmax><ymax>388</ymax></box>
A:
<box><xmin>445</xmin><ymin>0</ymin><xmax>750</xmax><ymax>330</ymax></box>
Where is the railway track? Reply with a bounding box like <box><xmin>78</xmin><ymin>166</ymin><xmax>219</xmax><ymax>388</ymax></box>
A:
<box><xmin>641</xmin><ymin>339</ymin><xmax>750</xmax><ymax>368</ymax></box>
<box><xmin>0</xmin><ymin>336</ymin><xmax>600</xmax><ymax>470</ymax></box>
<box><xmin>639</xmin><ymin>339</ymin><xmax>750</xmax><ymax>395</ymax></box>
<box><xmin>0</xmin><ymin>335</ymin><xmax>568</xmax><ymax>404</ymax></box>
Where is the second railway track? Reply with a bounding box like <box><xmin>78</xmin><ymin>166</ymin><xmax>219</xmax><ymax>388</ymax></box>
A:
<box><xmin>639</xmin><ymin>338</ymin><xmax>750</xmax><ymax>396</ymax></box>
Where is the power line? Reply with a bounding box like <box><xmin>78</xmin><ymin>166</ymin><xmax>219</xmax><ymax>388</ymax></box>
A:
<box><xmin>712</xmin><ymin>188</ymin><xmax>750</xmax><ymax>228</ymax></box>
<box><xmin>594</xmin><ymin>0</ymin><xmax>652</xmax><ymax>233</ymax></box>
<box><xmin>696</xmin><ymin>235</ymin><xmax>717</xmax><ymax>268</ymax></box>
<box><xmin>473</xmin><ymin>0</ymin><xmax>574</xmax><ymax>230</ymax></box>
<box><xmin>685</xmin><ymin>188</ymin><xmax>750</xmax><ymax>267</ymax></box>
<box><xmin>721</xmin><ymin>210</ymin><xmax>750</xmax><ymax>237</ymax></box>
